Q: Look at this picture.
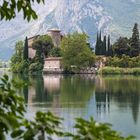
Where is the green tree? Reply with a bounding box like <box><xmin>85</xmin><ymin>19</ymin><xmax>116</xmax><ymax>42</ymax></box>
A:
<box><xmin>23</xmin><ymin>37</ymin><xmax>28</xmax><ymax>60</ymax></box>
<box><xmin>113</xmin><ymin>37</ymin><xmax>130</xmax><ymax>56</ymax></box>
<box><xmin>98</xmin><ymin>31</ymin><xmax>104</xmax><ymax>55</ymax></box>
<box><xmin>10</xmin><ymin>41</ymin><xmax>29</xmax><ymax>73</ymax></box>
<box><xmin>95</xmin><ymin>31</ymin><xmax>107</xmax><ymax>56</ymax></box>
<box><xmin>32</xmin><ymin>35</ymin><xmax>53</xmax><ymax>58</ymax></box>
<box><xmin>107</xmin><ymin>35</ymin><xmax>113</xmax><ymax>56</ymax></box>
<box><xmin>130</xmin><ymin>23</ymin><xmax>140</xmax><ymax>57</ymax></box>
<box><xmin>61</xmin><ymin>32</ymin><xmax>95</xmax><ymax>71</ymax></box>
<box><xmin>103</xmin><ymin>35</ymin><xmax>107</xmax><ymax>55</ymax></box>
<box><xmin>29</xmin><ymin>35</ymin><xmax>53</xmax><ymax>73</ymax></box>
<box><xmin>49</xmin><ymin>47</ymin><xmax>62</xmax><ymax>57</ymax></box>
<box><xmin>95</xmin><ymin>32</ymin><xmax>100</xmax><ymax>55</ymax></box>
<box><xmin>0</xmin><ymin>0</ymin><xmax>44</xmax><ymax>21</ymax></box>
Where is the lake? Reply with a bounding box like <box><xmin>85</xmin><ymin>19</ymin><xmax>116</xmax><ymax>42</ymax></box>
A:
<box><xmin>3</xmin><ymin>73</ymin><xmax>140</xmax><ymax>139</ymax></box>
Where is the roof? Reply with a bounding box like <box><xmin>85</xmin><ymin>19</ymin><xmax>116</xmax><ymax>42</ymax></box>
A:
<box><xmin>47</xmin><ymin>28</ymin><xmax>61</xmax><ymax>32</ymax></box>
<box><xmin>28</xmin><ymin>35</ymin><xmax>40</xmax><ymax>40</ymax></box>
<box><xmin>45</xmin><ymin>57</ymin><xmax>62</xmax><ymax>61</ymax></box>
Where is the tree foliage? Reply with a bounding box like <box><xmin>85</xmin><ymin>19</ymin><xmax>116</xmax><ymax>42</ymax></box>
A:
<box><xmin>105</xmin><ymin>55</ymin><xmax>140</xmax><ymax>68</ymax></box>
<box><xmin>0</xmin><ymin>0</ymin><xmax>44</xmax><ymax>21</ymax></box>
<box><xmin>71</xmin><ymin>117</ymin><xmax>135</xmax><ymax>140</ymax></box>
<box><xmin>130</xmin><ymin>23</ymin><xmax>140</xmax><ymax>56</ymax></box>
<box><xmin>0</xmin><ymin>74</ymin><xmax>26</xmax><ymax>139</ymax></box>
<box><xmin>10</xmin><ymin>41</ymin><xmax>29</xmax><ymax>73</ymax></box>
<box><xmin>112</xmin><ymin>23</ymin><xmax>140</xmax><ymax>57</ymax></box>
<box><xmin>113</xmin><ymin>37</ymin><xmax>131</xmax><ymax>56</ymax></box>
<box><xmin>23</xmin><ymin>37</ymin><xmax>29</xmax><ymax>60</ymax></box>
<box><xmin>32</xmin><ymin>35</ymin><xmax>53</xmax><ymax>58</ymax></box>
<box><xmin>28</xmin><ymin>35</ymin><xmax>54</xmax><ymax>73</ymax></box>
<box><xmin>61</xmin><ymin>33</ymin><xmax>95</xmax><ymax>71</ymax></box>
<box><xmin>95</xmin><ymin>32</ymin><xmax>111</xmax><ymax>56</ymax></box>
<box><xmin>49</xmin><ymin>47</ymin><xmax>62</xmax><ymax>57</ymax></box>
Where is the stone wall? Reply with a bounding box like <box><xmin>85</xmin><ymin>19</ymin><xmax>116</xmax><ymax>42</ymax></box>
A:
<box><xmin>47</xmin><ymin>29</ymin><xmax>61</xmax><ymax>47</ymax></box>
<box><xmin>28</xmin><ymin>48</ymin><xmax>36</xmax><ymax>59</ymax></box>
<box><xmin>79</xmin><ymin>67</ymin><xmax>96</xmax><ymax>74</ymax></box>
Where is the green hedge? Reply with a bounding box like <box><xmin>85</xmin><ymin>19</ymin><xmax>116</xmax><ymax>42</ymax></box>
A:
<box><xmin>99</xmin><ymin>67</ymin><xmax>140</xmax><ymax>75</ymax></box>
<box><xmin>105</xmin><ymin>55</ymin><xmax>140</xmax><ymax>68</ymax></box>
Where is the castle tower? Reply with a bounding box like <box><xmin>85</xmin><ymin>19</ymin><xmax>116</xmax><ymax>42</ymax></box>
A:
<box><xmin>47</xmin><ymin>28</ymin><xmax>62</xmax><ymax>47</ymax></box>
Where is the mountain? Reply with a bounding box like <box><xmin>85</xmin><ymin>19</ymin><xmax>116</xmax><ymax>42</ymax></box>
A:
<box><xmin>0</xmin><ymin>0</ymin><xmax>140</xmax><ymax>60</ymax></box>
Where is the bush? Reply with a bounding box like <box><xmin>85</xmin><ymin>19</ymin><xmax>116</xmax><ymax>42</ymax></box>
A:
<box><xmin>106</xmin><ymin>55</ymin><xmax>140</xmax><ymax>68</ymax></box>
<box><xmin>71</xmin><ymin>117</ymin><xmax>135</xmax><ymax>140</ymax></box>
<box><xmin>99</xmin><ymin>67</ymin><xmax>140</xmax><ymax>75</ymax></box>
<box><xmin>11</xmin><ymin>60</ymin><xmax>29</xmax><ymax>73</ymax></box>
<box><xmin>29</xmin><ymin>62</ymin><xmax>43</xmax><ymax>73</ymax></box>
<box><xmin>49</xmin><ymin>47</ymin><xmax>62</xmax><ymax>57</ymax></box>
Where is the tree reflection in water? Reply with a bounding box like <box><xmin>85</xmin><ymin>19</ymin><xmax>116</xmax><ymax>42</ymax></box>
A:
<box><xmin>95</xmin><ymin>75</ymin><xmax>140</xmax><ymax>124</ymax></box>
<box><xmin>13</xmin><ymin>74</ymin><xmax>140</xmax><ymax>125</ymax></box>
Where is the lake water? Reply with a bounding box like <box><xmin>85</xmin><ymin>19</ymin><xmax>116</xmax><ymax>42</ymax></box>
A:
<box><xmin>3</xmin><ymin>73</ymin><xmax>140</xmax><ymax>139</ymax></box>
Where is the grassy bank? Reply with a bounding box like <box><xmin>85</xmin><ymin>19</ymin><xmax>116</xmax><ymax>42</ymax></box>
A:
<box><xmin>98</xmin><ymin>67</ymin><xmax>140</xmax><ymax>75</ymax></box>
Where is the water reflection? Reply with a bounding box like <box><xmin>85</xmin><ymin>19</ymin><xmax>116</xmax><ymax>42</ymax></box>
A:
<box><xmin>14</xmin><ymin>74</ymin><xmax>140</xmax><ymax>124</ymax></box>
<box><xmin>95</xmin><ymin>75</ymin><xmax>140</xmax><ymax>124</ymax></box>
<box><xmin>12</xmin><ymin>74</ymin><xmax>140</xmax><ymax>138</ymax></box>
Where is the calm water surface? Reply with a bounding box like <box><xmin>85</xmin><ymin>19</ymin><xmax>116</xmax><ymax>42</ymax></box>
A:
<box><xmin>4</xmin><ymin>72</ymin><xmax>140</xmax><ymax>139</ymax></box>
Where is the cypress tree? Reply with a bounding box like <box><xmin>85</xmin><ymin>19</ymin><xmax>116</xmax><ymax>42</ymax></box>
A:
<box><xmin>103</xmin><ymin>36</ymin><xmax>106</xmax><ymax>55</ymax></box>
<box><xmin>107</xmin><ymin>35</ymin><xmax>111</xmax><ymax>56</ymax></box>
<box><xmin>95</xmin><ymin>32</ymin><xmax>99</xmax><ymax>55</ymax></box>
<box><xmin>98</xmin><ymin>31</ymin><xmax>103</xmax><ymax>55</ymax></box>
<box><xmin>24</xmin><ymin>36</ymin><xmax>29</xmax><ymax>60</ymax></box>
<box><xmin>99</xmin><ymin>30</ymin><xmax>102</xmax><ymax>42</ymax></box>
<box><xmin>130</xmin><ymin>23</ymin><xmax>140</xmax><ymax>56</ymax></box>
<box><xmin>110</xmin><ymin>45</ymin><xmax>113</xmax><ymax>56</ymax></box>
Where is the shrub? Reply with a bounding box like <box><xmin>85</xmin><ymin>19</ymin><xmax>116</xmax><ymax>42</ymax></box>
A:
<box><xmin>99</xmin><ymin>67</ymin><xmax>140</xmax><ymax>75</ymax></box>
<box><xmin>29</xmin><ymin>62</ymin><xmax>43</xmax><ymax>73</ymax></box>
<box><xmin>106</xmin><ymin>55</ymin><xmax>140</xmax><ymax>68</ymax></box>
<box><xmin>71</xmin><ymin>117</ymin><xmax>135</xmax><ymax>140</ymax></box>
<box><xmin>49</xmin><ymin>47</ymin><xmax>62</xmax><ymax>57</ymax></box>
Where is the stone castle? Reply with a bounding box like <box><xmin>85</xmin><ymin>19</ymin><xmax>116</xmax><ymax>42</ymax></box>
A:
<box><xmin>28</xmin><ymin>28</ymin><xmax>62</xmax><ymax>59</ymax></box>
<box><xmin>28</xmin><ymin>28</ymin><xmax>63</xmax><ymax>73</ymax></box>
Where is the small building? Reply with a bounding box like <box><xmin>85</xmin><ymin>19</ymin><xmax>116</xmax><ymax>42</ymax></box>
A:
<box><xmin>43</xmin><ymin>57</ymin><xmax>63</xmax><ymax>73</ymax></box>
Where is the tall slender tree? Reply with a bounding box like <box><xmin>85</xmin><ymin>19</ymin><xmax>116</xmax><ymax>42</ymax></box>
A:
<box><xmin>95</xmin><ymin>31</ymin><xmax>102</xmax><ymax>55</ymax></box>
<box><xmin>99</xmin><ymin>31</ymin><xmax>102</xmax><ymax>43</ymax></box>
<box><xmin>23</xmin><ymin>37</ymin><xmax>29</xmax><ymax>60</ymax></box>
<box><xmin>95</xmin><ymin>32</ymin><xmax>99</xmax><ymax>55</ymax></box>
<box><xmin>130</xmin><ymin>23</ymin><xmax>140</xmax><ymax>57</ymax></box>
<box><xmin>98</xmin><ymin>31</ymin><xmax>103</xmax><ymax>55</ymax></box>
<box><xmin>107</xmin><ymin>35</ymin><xmax>112</xmax><ymax>56</ymax></box>
<box><xmin>103</xmin><ymin>36</ymin><xmax>107</xmax><ymax>55</ymax></box>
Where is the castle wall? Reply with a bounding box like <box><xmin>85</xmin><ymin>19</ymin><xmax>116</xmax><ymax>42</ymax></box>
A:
<box><xmin>47</xmin><ymin>29</ymin><xmax>61</xmax><ymax>47</ymax></box>
<box><xmin>28</xmin><ymin>48</ymin><xmax>36</xmax><ymax>59</ymax></box>
<box><xmin>44</xmin><ymin>57</ymin><xmax>62</xmax><ymax>69</ymax></box>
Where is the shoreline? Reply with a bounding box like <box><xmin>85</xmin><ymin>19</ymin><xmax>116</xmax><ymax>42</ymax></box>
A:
<box><xmin>98</xmin><ymin>67</ymin><xmax>140</xmax><ymax>75</ymax></box>
<box><xmin>4</xmin><ymin>67</ymin><xmax>140</xmax><ymax>75</ymax></box>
